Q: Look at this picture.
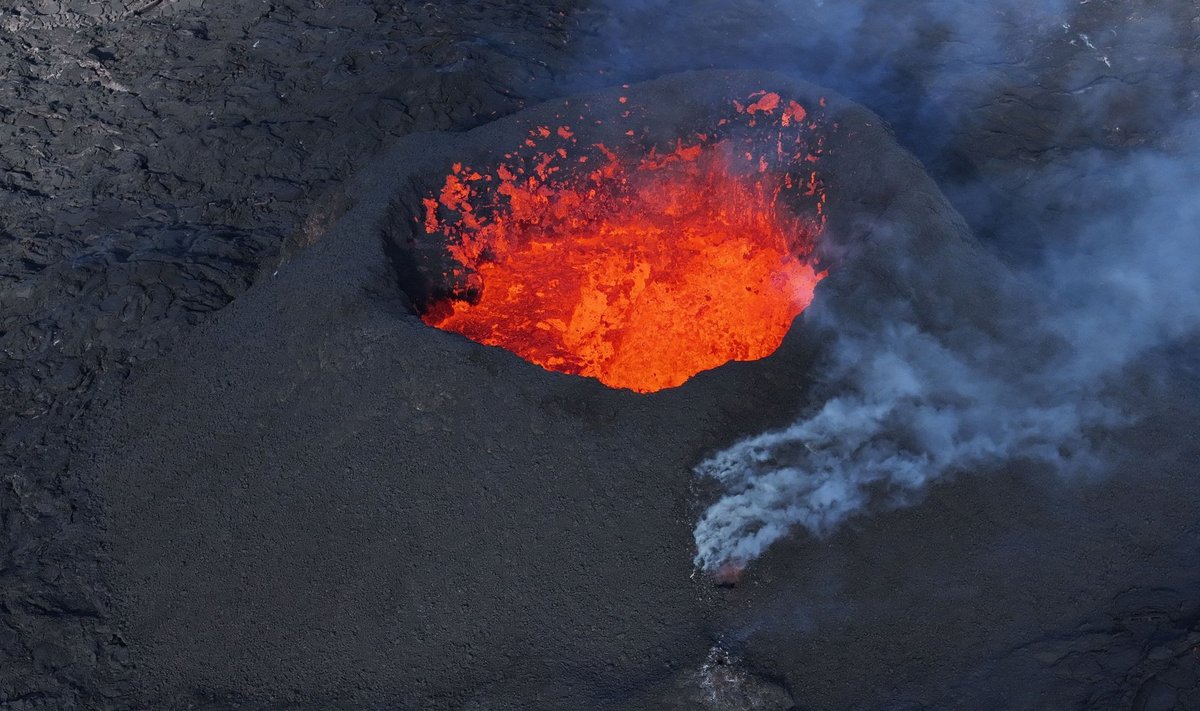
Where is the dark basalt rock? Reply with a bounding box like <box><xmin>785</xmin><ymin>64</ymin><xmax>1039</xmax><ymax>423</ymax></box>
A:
<box><xmin>1</xmin><ymin>1</ymin><xmax>1196</xmax><ymax>708</ymax></box>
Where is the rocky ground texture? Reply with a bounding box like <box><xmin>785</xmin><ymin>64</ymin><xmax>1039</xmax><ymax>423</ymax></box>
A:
<box><xmin>2</xmin><ymin>0</ymin><xmax>1198</xmax><ymax>708</ymax></box>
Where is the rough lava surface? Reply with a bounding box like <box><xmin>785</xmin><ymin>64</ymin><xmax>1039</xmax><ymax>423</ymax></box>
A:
<box><xmin>2</xmin><ymin>1</ymin><xmax>1198</xmax><ymax>709</ymax></box>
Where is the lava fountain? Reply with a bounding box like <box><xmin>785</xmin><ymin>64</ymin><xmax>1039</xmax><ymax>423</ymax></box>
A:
<box><xmin>415</xmin><ymin>91</ymin><xmax>829</xmax><ymax>393</ymax></box>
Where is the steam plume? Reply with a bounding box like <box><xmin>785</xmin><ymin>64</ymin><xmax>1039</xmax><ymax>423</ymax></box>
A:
<box><xmin>576</xmin><ymin>0</ymin><xmax>1197</xmax><ymax>569</ymax></box>
<box><xmin>694</xmin><ymin>124</ymin><xmax>1200</xmax><ymax>570</ymax></box>
<box><xmin>596</xmin><ymin>0</ymin><xmax>1200</xmax><ymax>570</ymax></box>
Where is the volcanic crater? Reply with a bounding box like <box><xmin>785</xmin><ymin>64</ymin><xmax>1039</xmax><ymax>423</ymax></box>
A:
<box><xmin>391</xmin><ymin>88</ymin><xmax>830</xmax><ymax>393</ymax></box>
<box><xmin>89</xmin><ymin>69</ymin><xmax>1004</xmax><ymax>709</ymax></box>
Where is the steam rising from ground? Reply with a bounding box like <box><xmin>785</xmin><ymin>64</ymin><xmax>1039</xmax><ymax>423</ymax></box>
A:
<box><xmin>694</xmin><ymin>123</ymin><xmax>1200</xmax><ymax>570</ymax></box>
<box><xmin>657</xmin><ymin>1</ymin><xmax>1200</xmax><ymax>570</ymax></box>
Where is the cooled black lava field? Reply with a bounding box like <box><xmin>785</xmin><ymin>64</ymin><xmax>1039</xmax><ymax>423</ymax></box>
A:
<box><xmin>2</xmin><ymin>2</ymin><xmax>1199</xmax><ymax>710</ymax></box>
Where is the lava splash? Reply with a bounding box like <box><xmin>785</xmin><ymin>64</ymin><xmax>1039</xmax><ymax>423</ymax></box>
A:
<box><xmin>419</xmin><ymin>91</ymin><xmax>829</xmax><ymax>393</ymax></box>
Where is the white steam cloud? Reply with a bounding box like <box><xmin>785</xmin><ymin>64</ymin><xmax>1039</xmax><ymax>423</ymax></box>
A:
<box><xmin>694</xmin><ymin>128</ymin><xmax>1200</xmax><ymax>570</ymax></box>
<box><xmin>585</xmin><ymin>0</ymin><xmax>1200</xmax><ymax>570</ymax></box>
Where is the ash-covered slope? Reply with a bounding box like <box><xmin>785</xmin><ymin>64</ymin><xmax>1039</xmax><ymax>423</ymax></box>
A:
<box><xmin>85</xmin><ymin>70</ymin><xmax>1001</xmax><ymax>709</ymax></box>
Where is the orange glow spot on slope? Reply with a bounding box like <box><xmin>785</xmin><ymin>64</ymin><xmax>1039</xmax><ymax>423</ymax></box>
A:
<box><xmin>746</xmin><ymin>91</ymin><xmax>781</xmax><ymax>114</ymax></box>
<box><xmin>419</xmin><ymin>91</ymin><xmax>829</xmax><ymax>393</ymax></box>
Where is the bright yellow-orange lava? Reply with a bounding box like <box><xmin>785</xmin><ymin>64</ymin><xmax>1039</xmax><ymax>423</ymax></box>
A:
<box><xmin>420</xmin><ymin>91</ymin><xmax>828</xmax><ymax>393</ymax></box>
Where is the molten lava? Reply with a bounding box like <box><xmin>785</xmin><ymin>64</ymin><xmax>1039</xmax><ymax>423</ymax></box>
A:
<box><xmin>419</xmin><ymin>91</ymin><xmax>828</xmax><ymax>393</ymax></box>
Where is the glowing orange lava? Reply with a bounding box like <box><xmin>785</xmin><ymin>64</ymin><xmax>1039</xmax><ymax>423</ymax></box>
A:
<box><xmin>419</xmin><ymin>91</ymin><xmax>828</xmax><ymax>393</ymax></box>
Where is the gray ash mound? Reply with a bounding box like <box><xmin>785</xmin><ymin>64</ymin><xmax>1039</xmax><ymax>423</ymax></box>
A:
<box><xmin>85</xmin><ymin>70</ymin><xmax>1007</xmax><ymax>709</ymax></box>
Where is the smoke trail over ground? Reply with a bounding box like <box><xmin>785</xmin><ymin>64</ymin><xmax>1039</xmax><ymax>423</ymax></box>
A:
<box><xmin>619</xmin><ymin>1</ymin><xmax>1200</xmax><ymax>570</ymax></box>
<box><xmin>693</xmin><ymin>119</ymin><xmax>1200</xmax><ymax>571</ymax></box>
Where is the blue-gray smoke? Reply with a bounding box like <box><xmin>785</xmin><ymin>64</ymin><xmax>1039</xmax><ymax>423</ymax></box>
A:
<box><xmin>694</xmin><ymin>131</ymin><xmax>1200</xmax><ymax>567</ymax></box>
<box><xmin>576</xmin><ymin>1</ymin><xmax>1200</xmax><ymax>569</ymax></box>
